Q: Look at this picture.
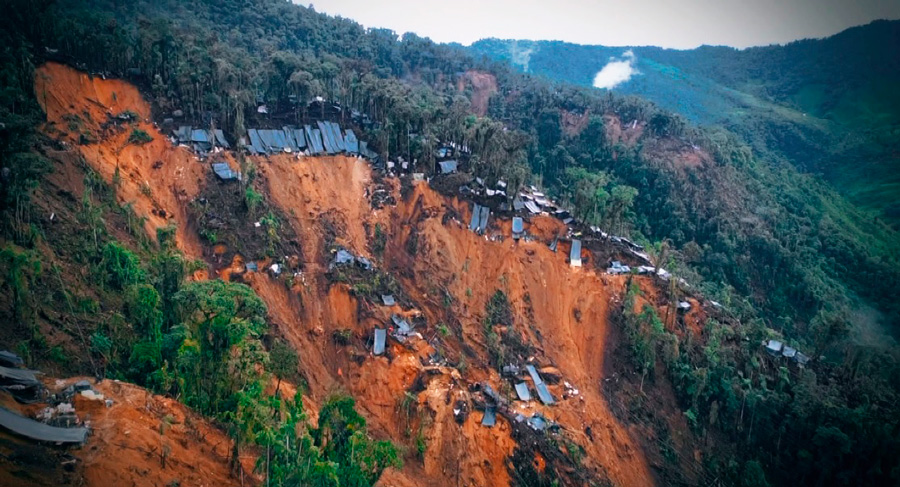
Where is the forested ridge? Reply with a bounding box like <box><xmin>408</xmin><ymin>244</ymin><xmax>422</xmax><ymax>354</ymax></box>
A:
<box><xmin>471</xmin><ymin>22</ymin><xmax>900</xmax><ymax>224</ymax></box>
<box><xmin>1</xmin><ymin>1</ymin><xmax>899</xmax><ymax>486</ymax></box>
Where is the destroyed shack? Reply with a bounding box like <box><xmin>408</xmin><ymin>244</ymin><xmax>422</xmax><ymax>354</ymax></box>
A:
<box><xmin>373</xmin><ymin>328</ymin><xmax>387</xmax><ymax>355</ymax></box>
<box><xmin>469</xmin><ymin>203</ymin><xmax>491</xmax><ymax>234</ymax></box>
<box><xmin>0</xmin><ymin>406</ymin><xmax>88</xmax><ymax>444</ymax></box>
<box><xmin>438</xmin><ymin>160</ymin><xmax>458</xmax><ymax>174</ymax></box>
<box><xmin>512</xmin><ymin>217</ymin><xmax>524</xmax><ymax>240</ymax></box>
<box><xmin>212</xmin><ymin>162</ymin><xmax>239</xmax><ymax>181</ymax></box>
<box><xmin>570</xmin><ymin>239</ymin><xmax>582</xmax><ymax>267</ymax></box>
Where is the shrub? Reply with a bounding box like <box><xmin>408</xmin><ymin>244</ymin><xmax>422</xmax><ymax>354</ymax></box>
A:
<box><xmin>128</xmin><ymin>128</ymin><xmax>153</xmax><ymax>145</ymax></box>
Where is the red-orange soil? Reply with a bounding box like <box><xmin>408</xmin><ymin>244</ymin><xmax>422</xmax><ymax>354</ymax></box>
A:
<box><xmin>32</xmin><ymin>62</ymin><xmax>660</xmax><ymax>486</ymax></box>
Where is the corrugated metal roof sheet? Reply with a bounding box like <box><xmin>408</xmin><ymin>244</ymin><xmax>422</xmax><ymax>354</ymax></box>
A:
<box><xmin>272</xmin><ymin>130</ymin><xmax>288</xmax><ymax>151</ymax></box>
<box><xmin>328</xmin><ymin>122</ymin><xmax>345</xmax><ymax>151</ymax></box>
<box><xmin>515</xmin><ymin>382</ymin><xmax>531</xmax><ymax>401</ymax></box>
<box><xmin>535</xmin><ymin>383</ymin><xmax>554</xmax><ymax>405</ymax></box>
<box><xmin>469</xmin><ymin>203</ymin><xmax>483</xmax><ymax>232</ymax></box>
<box><xmin>481</xmin><ymin>406</ymin><xmax>497</xmax><ymax>427</ymax></box>
<box><xmin>175</xmin><ymin>126</ymin><xmax>192</xmax><ymax>143</ymax></box>
<box><xmin>212</xmin><ymin>162</ymin><xmax>238</xmax><ymax>180</ymax></box>
<box><xmin>305</xmin><ymin>125</ymin><xmax>323</xmax><ymax>154</ymax></box>
<box><xmin>526</xmin><ymin>365</ymin><xmax>543</xmax><ymax>386</ymax></box>
<box><xmin>282</xmin><ymin>127</ymin><xmax>298</xmax><ymax>152</ymax></box>
<box><xmin>478</xmin><ymin>205</ymin><xmax>490</xmax><ymax>233</ymax></box>
<box><xmin>191</xmin><ymin>129</ymin><xmax>209</xmax><ymax>143</ymax></box>
<box><xmin>293</xmin><ymin>129</ymin><xmax>306</xmax><ymax>149</ymax></box>
<box><xmin>317</xmin><ymin>121</ymin><xmax>336</xmax><ymax>154</ymax></box>
<box><xmin>344</xmin><ymin>130</ymin><xmax>359</xmax><ymax>154</ymax></box>
<box><xmin>0</xmin><ymin>406</ymin><xmax>88</xmax><ymax>444</ymax></box>
<box><xmin>373</xmin><ymin>328</ymin><xmax>386</xmax><ymax>355</ymax></box>
<box><xmin>248</xmin><ymin>129</ymin><xmax>266</xmax><ymax>154</ymax></box>
<box><xmin>570</xmin><ymin>239</ymin><xmax>582</xmax><ymax>267</ymax></box>
<box><xmin>513</xmin><ymin>198</ymin><xmax>525</xmax><ymax>211</ymax></box>
<box><xmin>214</xmin><ymin>129</ymin><xmax>229</xmax><ymax>148</ymax></box>
<box><xmin>0</xmin><ymin>351</ymin><xmax>23</xmax><ymax>368</ymax></box>
<box><xmin>512</xmin><ymin>217</ymin><xmax>524</xmax><ymax>236</ymax></box>
<box><xmin>311</xmin><ymin>129</ymin><xmax>325</xmax><ymax>154</ymax></box>
<box><xmin>438</xmin><ymin>160</ymin><xmax>458</xmax><ymax>174</ymax></box>
<box><xmin>0</xmin><ymin>366</ymin><xmax>40</xmax><ymax>387</ymax></box>
<box><xmin>257</xmin><ymin>130</ymin><xmax>277</xmax><ymax>152</ymax></box>
<box><xmin>359</xmin><ymin>141</ymin><xmax>377</xmax><ymax>160</ymax></box>
<box><xmin>524</xmin><ymin>201</ymin><xmax>541</xmax><ymax>214</ymax></box>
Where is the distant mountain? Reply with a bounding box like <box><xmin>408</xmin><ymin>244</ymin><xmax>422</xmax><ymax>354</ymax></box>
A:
<box><xmin>471</xmin><ymin>20</ymin><xmax>900</xmax><ymax>225</ymax></box>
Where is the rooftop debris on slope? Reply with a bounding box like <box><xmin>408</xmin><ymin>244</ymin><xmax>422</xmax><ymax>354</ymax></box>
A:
<box><xmin>381</xmin><ymin>294</ymin><xmax>396</xmax><ymax>306</ymax></box>
<box><xmin>469</xmin><ymin>203</ymin><xmax>482</xmax><ymax>232</ymax></box>
<box><xmin>482</xmin><ymin>406</ymin><xmax>497</xmax><ymax>427</ymax></box>
<box><xmin>0</xmin><ymin>366</ymin><xmax>43</xmax><ymax>403</ymax></box>
<box><xmin>607</xmin><ymin>261</ymin><xmax>630</xmax><ymax>275</ymax></box>
<box><xmin>514</xmin><ymin>382</ymin><xmax>531</xmax><ymax>401</ymax></box>
<box><xmin>526</xmin><ymin>365</ymin><xmax>543</xmax><ymax>386</ymax></box>
<box><xmin>438</xmin><ymin>160</ymin><xmax>458</xmax><ymax>174</ymax></box>
<box><xmin>173</xmin><ymin>126</ymin><xmax>229</xmax><ymax>154</ymax></box>
<box><xmin>0</xmin><ymin>406</ymin><xmax>88</xmax><ymax>444</ymax></box>
<box><xmin>478</xmin><ymin>205</ymin><xmax>490</xmax><ymax>233</ymax></box>
<box><xmin>391</xmin><ymin>314</ymin><xmax>413</xmax><ymax>337</ymax></box>
<box><xmin>526</xmin><ymin>414</ymin><xmax>549</xmax><ymax>431</ymax></box>
<box><xmin>373</xmin><ymin>328</ymin><xmax>387</xmax><ymax>355</ymax></box>
<box><xmin>344</xmin><ymin>129</ymin><xmax>359</xmax><ymax>154</ymax></box>
<box><xmin>468</xmin><ymin>203</ymin><xmax>491</xmax><ymax>234</ymax></box>
<box><xmin>512</xmin><ymin>217</ymin><xmax>524</xmax><ymax>239</ymax></box>
<box><xmin>535</xmin><ymin>383</ymin><xmax>555</xmax><ymax>405</ymax></box>
<box><xmin>212</xmin><ymin>162</ymin><xmax>240</xmax><ymax>181</ymax></box>
<box><xmin>331</xmin><ymin>248</ymin><xmax>372</xmax><ymax>270</ymax></box>
<box><xmin>0</xmin><ymin>351</ymin><xmax>24</xmax><ymax>368</ymax></box>
<box><xmin>317</xmin><ymin>121</ymin><xmax>337</xmax><ymax>154</ymax></box>
<box><xmin>570</xmin><ymin>239</ymin><xmax>582</xmax><ymax>267</ymax></box>
<box><xmin>763</xmin><ymin>340</ymin><xmax>811</xmax><ymax>366</ymax></box>
<box><xmin>305</xmin><ymin>125</ymin><xmax>324</xmax><ymax>154</ymax></box>
<box><xmin>524</xmin><ymin>200</ymin><xmax>541</xmax><ymax>214</ymax></box>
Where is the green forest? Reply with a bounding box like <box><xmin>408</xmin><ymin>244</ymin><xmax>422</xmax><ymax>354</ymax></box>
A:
<box><xmin>1</xmin><ymin>0</ymin><xmax>899</xmax><ymax>486</ymax></box>
<box><xmin>472</xmin><ymin>23</ymin><xmax>900</xmax><ymax>225</ymax></box>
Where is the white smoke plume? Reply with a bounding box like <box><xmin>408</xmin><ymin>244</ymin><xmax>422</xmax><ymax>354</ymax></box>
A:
<box><xmin>592</xmin><ymin>50</ymin><xmax>638</xmax><ymax>90</ymax></box>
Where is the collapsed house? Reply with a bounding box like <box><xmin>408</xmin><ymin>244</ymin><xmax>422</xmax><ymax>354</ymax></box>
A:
<box><xmin>0</xmin><ymin>365</ymin><xmax>43</xmax><ymax>403</ymax></box>
<box><xmin>438</xmin><ymin>159</ymin><xmax>458</xmax><ymax>175</ymax></box>
<box><xmin>173</xmin><ymin>126</ymin><xmax>230</xmax><ymax>155</ymax></box>
<box><xmin>0</xmin><ymin>406</ymin><xmax>88</xmax><ymax>444</ymax></box>
<box><xmin>469</xmin><ymin>203</ymin><xmax>491</xmax><ymax>235</ymax></box>
<box><xmin>512</xmin><ymin>217</ymin><xmax>524</xmax><ymax>240</ymax></box>
<box><xmin>570</xmin><ymin>240</ymin><xmax>582</xmax><ymax>268</ymax></box>
<box><xmin>243</xmin><ymin>121</ymin><xmax>375</xmax><ymax>160</ymax></box>
<box><xmin>526</xmin><ymin>365</ymin><xmax>555</xmax><ymax>405</ymax></box>
<box><xmin>764</xmin><ymin>339</ymin><xmax>811</xmax><ymax>366</ymax></box>
<box><xmin>514</xmin><ymin>382</ymin><xmax>532</xmax><ymax>401</ymax></box>
<box><xmin>211</xmin><ymin>162</ymin><xmax>240</xmax><ymax>181</ymax></box>
<box><xmin>481</xmin><ymin>406</ymin><xmax>497</xmax><ymax>427</ymax></box>
<box><xmin>373</xmin><ymin>328</ymin><xmax>387</xmax><ymax>355</ymax></box>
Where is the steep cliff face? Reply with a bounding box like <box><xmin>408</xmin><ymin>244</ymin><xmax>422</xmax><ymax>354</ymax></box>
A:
<box><xmin>22</xmin><ymin>61</ymin><xmax>709</xmax><ymax>487</ymax></box>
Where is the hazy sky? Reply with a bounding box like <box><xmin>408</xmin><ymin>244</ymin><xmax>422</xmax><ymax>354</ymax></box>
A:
<box><xmin>304</xmin><ymin>0</ymin><xmax>900</xmax><ymax>49</ymax></box>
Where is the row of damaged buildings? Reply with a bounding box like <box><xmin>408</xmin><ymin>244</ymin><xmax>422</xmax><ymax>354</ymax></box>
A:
<box><xmin>173</xmin><ymin>120</ymin><xmax>378</xmax><ymax>161</ymax></box>
<box><xmin>243</xmin><ymin>121</ymin><xmax>376</xmax><ymax>160</ymax></box>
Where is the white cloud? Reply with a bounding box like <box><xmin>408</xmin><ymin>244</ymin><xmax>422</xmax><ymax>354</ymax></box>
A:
<box><xmin>592</xmin><ymin>50</ymin><xmax>638</xmax><ymax>90</ymax></box>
